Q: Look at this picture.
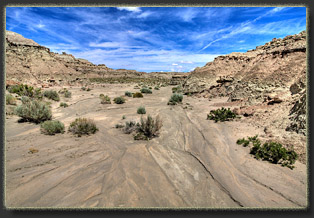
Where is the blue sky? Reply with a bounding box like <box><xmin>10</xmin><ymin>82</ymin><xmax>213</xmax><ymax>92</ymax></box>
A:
<box><xmin>6</xmin><ymin>7</ymin><xmax>306</xmax><ymax>72</ymax></box>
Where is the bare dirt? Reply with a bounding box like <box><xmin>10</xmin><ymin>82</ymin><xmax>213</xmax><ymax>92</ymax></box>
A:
<box><xmin>5</xmin><ymin>84</ymin><xmax>307</xmax><ymax>208</ymax></box>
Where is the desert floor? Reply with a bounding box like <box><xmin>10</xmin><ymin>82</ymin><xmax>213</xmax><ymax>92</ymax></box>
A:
<box><xmin>5</xmin><ymin>84</ymin><xmax>307</xmax><ymax>208</ymax></box>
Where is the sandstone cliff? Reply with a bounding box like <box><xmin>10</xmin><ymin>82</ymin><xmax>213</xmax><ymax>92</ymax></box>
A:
<box><xmin>182</xmin><ymin>31</ymin><xmax>307</xmax><ymax>137</ymax></box>
<box><xmin>5</xmin><ymin>31</ymin><xmax>147</xmax><ymax>86</ymax></box>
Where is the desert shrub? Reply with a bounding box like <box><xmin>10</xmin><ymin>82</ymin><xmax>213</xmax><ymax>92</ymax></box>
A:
<box><xmin>99</xmin><ymin>94</ymin><xmax>105</xmax><ymax>98</ymax></box>
<box><xmin>114</xmin><ymin>96</ymin><xmax>126</xmax><ymax>104</ymax></box>
<box><xmin>34</xmin><ymin>88</ymin><xmax>43</xmax><ymax>99</ymax></box>
<box><xmin>125</xmin><ymin>91</ymin><xmax>132</xmax><ymax>97</ymax></box>
<box><xmin>237</xmin><ymin>135</ymin><xmax>298</xmax><ymax>169</ymax></box>
<box><xmin>172</xmin><ymin>85</ymin><xmax>182</xmax><ymax>93</ymax></box>
<box><xmin>21</xmin><ymin>96</ymin><xmax>31</xmax><ymax>104</ymax></box>
<box><xmin>207</xmin><ymin>107</ymin><xmax>237</xmax><ymax>122</ymax></box>
<box><xmin>168</xmin><ymin>93</ymin><xmax>183</xmax><ymax>105</ymax></box>
<box><xmin>154</xmin><ymin>86</ymin><xmax>160</xmax><ymax>90</ymax></box>
<box><xmin>61</xmin><ymin>89</ymin><xmax>72</xmax><ymax>98</ymax></box>
<box><xmin>43</xmin><ymin>90</ymin><xmax>60</xmax><ymax>101</ymax></box>
<box><xmin>137</xmin><ymin>106</ymin><xmax>146</xmax><ymax>114</ymax></box>
<box><xmin>58</xmin><ymin>88</ymin><xmax>71</xmax><ymax>97</ymax></box>
<box><xmin>134</xmin><ymin>85</ymin><xmax>140</xmax><ymax>89</ymax></box>
<box><xmin>149</xmin><ymin>87</ymin><xmax>152</xmax><ymax>89</ymax></box>
<box><xmin>15</xmin><ymin>99</ymin><xmax>52</xmax><ymax>123</ymax></box>
<box><xmin>100</xmin><ymin>95</ymin><xmax>111</xmax><ymax>104</ymax></box>
<box><xmin>134</xmin><ymin>115</ymin><xmax>162</xmax><ymax>140</ymax></box>
<box><xmin>8</xmin><ymin>84</ymin><xmax>34</xmax><ymax>97</ymax></box>
<box><xmin>40</xmin><ymin>120</ymin><xmax>65</xmax><ymax>135</ymax></box>
<box><xmin>81</xmin><ymin>87</ymin><xmax>86</xmax><ymax>91</ymax></box>
<box><xmin>123</xmin><ymin>121</ymin><xmax>138</xmax><ymax>134</ymax></box>
<box><xmin>122</xmin><ymin>115</ymin><xmax>126</xmax><ymax>120</ymax></box>
<box><xmin>133</xmin><ymin>92</ymin><xmax>143</xmax><ymax>98</ymax></box>
<box><xmin>87</xmin><ymin>88</ymin><xmax>91</xmax><ymax>91</ymax></box>
<box><xmin>68</xmin><ymin>118</ymin><xmax>98</xmax><ymax>136</ymax></box>
<box><xmin>140</xmin><ymin>88</ymin><xmax>152</xmax><ymax>94</ymax></box>
<box><xmin>161</xmin><ymin>84</ymin><xmax>166</xmax><ymax>87</ymax></box>
<box><xmin>115</xmin><ymin>124</ymin><xmax>125</xmax><ymax>128</ymax></box>
<box><xmin>60</xmin><ymin>102</ymin><xmax>68</xmax><ymax>108</ymax></box>
<box><xmin>6</xmin><ymin>94</ymin><xmax>16</xmax><ymax>105</ymax></box>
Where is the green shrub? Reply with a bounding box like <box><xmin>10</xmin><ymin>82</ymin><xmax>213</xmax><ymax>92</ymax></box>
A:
<box><xmin>87</xmin><ymin>88</ymin><xmax>91</xmax><ymax>91</ymax></box>
<box><xmin>40</xmin><ymin>120</ymin><xmax>65</xmax><ymax>135</ymax></box>
<box><xmin>172</xmin><ymin>85</ymin><xmax>182</xmax><ymax>93</ymax></box>
<box><xmin>6</xmin><ymin>94</ymin><xmax>16</xmax><ymax>105</ymax></box>
<box><xmin>122</xmin><ymin>115</ymin><xmax>126</xmax><ymax>120</ymax></box>
<box><xmin>8</xmin><ymin>84</ymin><xmax>34</xmax><ymax>97</ymax></box>
<box><xmin>100</xmin><ymin>95</ymin><xmax>111</xmax><ymax>104</ymax></box>
<box><xmin>21</xmin><ymin>96</ymin><xmax>31</xmax><ymax>104</ymax></box>
<box><xmin>137</xmin><ymin>106</ymin><xmax>146</xmax><ymax>114</ymax></box>
<box><xmin>133</xmin><ymin>92</ymin><xmax>144</xmax><ymax>98</ymax></box>
<box><xmin>168</xmin><ymin>93</ymin><xmax>183</xmax><ymax>105</ymax></box>
<box><xmin>58</xmin><ymin>88</ymin><xmax>71</xmax><ymax>97</ymax></box>
<box><xmin>123</xmin><ymin>121</ymin><xmax>138</xmax><ymax>134</ymax></box>
<box><xmin>43</xmin><ymin>90</ymin><xmax>60</xmax><ymax>101</ymax></box>
<box><xmin>60</xmin><ymin>102</ymin><xmax>68</xmax><ymax>108</ymax></box>
<box><xmin>34</xmin><ymin>88</ymin><xmax>43</xmax><ymax>99</ymax></box>
<box><xmin>154</xmin><ymin>86</ymin><xmax>160</xmax><ymax>90</ymax></box>
<box><xmin>64</xmin><ymin>90</ymin><xmax>72</xmax><ymax>98</ymax></box>
<box><xmin>140</xmin><ymin>88</ymin><xmax>152</xmax><ymax>94</ymax></box>
<box><xmin>134</xmin><ymin>115</ymin><xmax>162</xmax><ymax>140</ymax></box>
<box><xmin>15</xmin><ymin>99</ymin><xmax>52</xmax><ymax>123</ymax></box>
<box><xmin>149</xmin><ymin>87</ymin><xmax>152</xmax><ymax>89</ymax></box>
<box><xmin>68</xmin><ymin>118</ymin><xmax>98</xmax><ymax>137</ymax></box>
<box><xmin>113</xmin><ymin>96</ymin><xmax>126</xmax><ymax>104</ymax></box>
<box><xmin>207</xmin><ymin>107</ymin><xmax>237</xmax><ymax>122</ymax></box>
<box><xmin>237</xmin><ymin>135</ymin><xmax>298</xmax><ymax>169</ymax></box>
<box><xmin>125</xmin><ymin>91</ymin><xmax>132</xmax><ymax>97</ymax></box>
<box><xmin>115</xmin><ymin>124</ymin><xmax>125</xmax><ymax>129</ymax></box>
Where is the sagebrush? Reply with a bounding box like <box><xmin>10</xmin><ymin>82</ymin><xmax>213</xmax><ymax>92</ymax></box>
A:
<box><xmin>68</xmin><ymin>118</ymin><xmax>98</xmax><ymax>136</ymax></box>
<box><xmin>134</xmin><ymin>115</ymin><xmax>163</xmax><ymax>140</ymax></box>
<box><xmin>168</xmin><ymin>93</ymin><xmax>183</xmax><ymax>105</ymax></box>
<box><xmin>15</xmin><ymin>99</ymin><xmax>52</xmax><ymax>123</ymax></box>
<box><xmin>43</xmin><ymin>90</ymin><xmax>60</xmax><ymax>101</ymax></box>
<box><xmin>114</xmin><ymin>96</ymin><xmax>126</xmax><ymax>104</ymax></box>
<box><xmin>40</xmin><ymin>120</ymin><xmax>65</xmax><ymax>135</ymax></box>
<box><xmin>6</xmin><ymin>94</ymin><xmax>16</xmax><ymax>105</ymax></box>
<box><xmin>137</xmin><ymin>106</ymin><xmax>146</xmax><ymax>114</ymax></box>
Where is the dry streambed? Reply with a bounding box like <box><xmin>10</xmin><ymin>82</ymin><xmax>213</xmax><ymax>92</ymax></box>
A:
<box><xmin>5</xmin><ymin>84</ymin><xmax>307</xmax><ymax>208</ymax></box>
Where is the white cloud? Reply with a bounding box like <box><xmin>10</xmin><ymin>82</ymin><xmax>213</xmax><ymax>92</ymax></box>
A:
<box><xmin>117</xmin><ymin>7</ymin><xmax>141</xmax><ymax>13</ymax></box>
<box><xmin>137</xmin><ymin>11</ymin><xmax>153</xmax><ymax>18</ymax></box>
<box><xmin>36</xmin><ymin>24</ymin><xmax>45</xmax><ymax>28</ymax></box>
<box><xmin>199</xmin><ymin>7</ymin><xmax>288</xmax><ymax>51</ymax></box>
<box><xmin>172</xmin><ymin>63</ymin><xmax>178</xmax><ymax>66</ymax></box>
<box><xmin>180</xmin><ymin>60</ymin><xmax>193</xmax><ymax>64</ymax></box>
<box><xmin>179</xmin><ymin>8</ymin><xmax>198</xmax><ymax>22</ymax></box>
<box><xmin>89</xmin><ymin>42</ymin><xmax>122</xmax><ymax>48</ymax></box>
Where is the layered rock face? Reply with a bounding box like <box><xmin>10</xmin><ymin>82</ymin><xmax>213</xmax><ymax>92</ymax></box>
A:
<box><xmin>183</xmin><ymin>31</ymin><xmax>306</xmax><ymax>97</ymax></box>
<box><xmin>182</xmin><ymin>31</ymin><xmax>307</xmax><ymax>136</ymax></box>
<box><xmin>5</xmin><ymin>31</ymin><xmax>147</xmax><ymax>86</ymax></box>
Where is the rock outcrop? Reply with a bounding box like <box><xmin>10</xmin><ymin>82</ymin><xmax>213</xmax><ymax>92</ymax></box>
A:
<box><xmin>182</xmin><ymin>30</ymin><xmax>307</xmax><ymax>137</ymax></box>
<box><xmin>5</xmin><ymin>31</ymin><xmax>148</xmax><ymax>86</ymax></box>
<box><xmin>183</xmin><ymin>31</ymin><xmax>306</xmax><ymax>101</ymax></box>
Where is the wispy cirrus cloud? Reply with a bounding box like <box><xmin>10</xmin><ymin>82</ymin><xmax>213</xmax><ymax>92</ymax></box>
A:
<box><xmin>117</xmin><ymin>7</ymin><xmax>141</xmax><ymax>13</ymax></box>
<box><xmin>6</xmin><ymin>7</ymin><xmax>306</xmax><ymax>72</ymax></box>
<box><xmin>199</xmin><ymin>7</ymin><xmax>291</xmax><ymax>51</ymax></box>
